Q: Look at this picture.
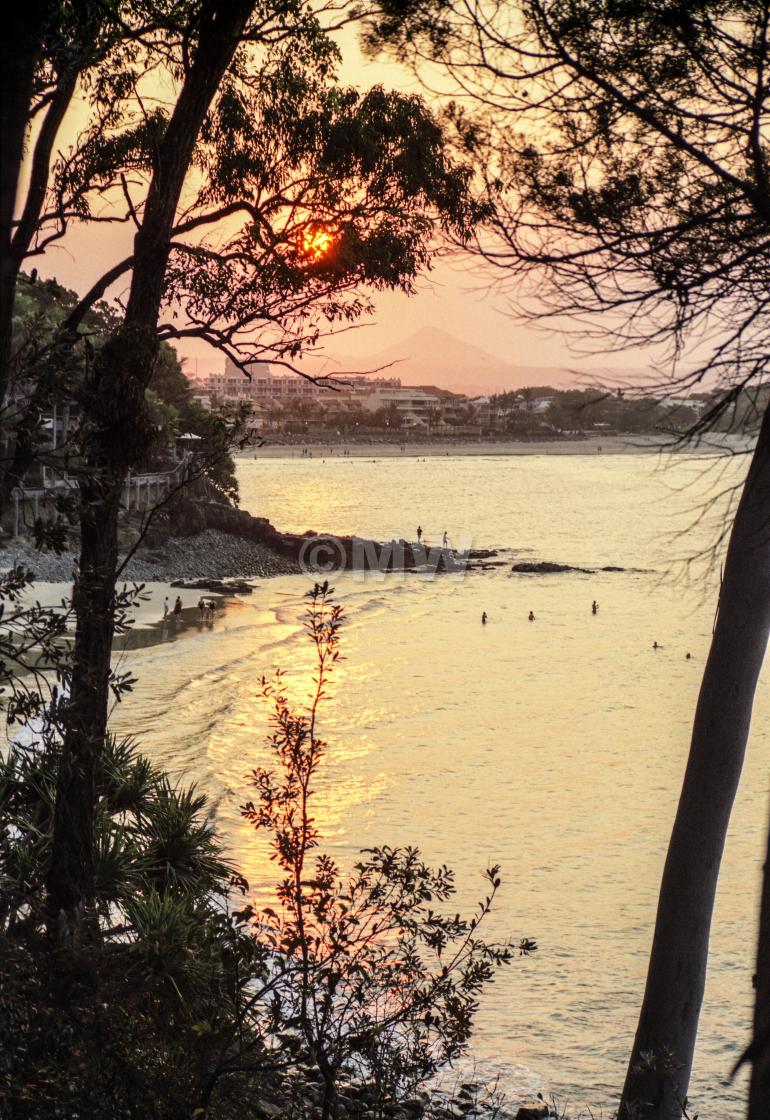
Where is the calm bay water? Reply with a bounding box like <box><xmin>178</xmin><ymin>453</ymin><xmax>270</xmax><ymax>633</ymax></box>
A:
<box><xmin>113</xmin><ymin>450</ymin><xmax>768</xmax><ymax>1117</ymax></box>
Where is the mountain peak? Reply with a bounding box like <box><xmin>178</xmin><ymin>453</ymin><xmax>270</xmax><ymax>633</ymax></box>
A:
<box><xmin>318</xmin><ymin>327</ymin><xmax>638</xmax><ymax>395</ymax></box>
<box><xmin>370</xmin><ymin>327</ymin><xmax>513</xmax><ymax>372</ymax></box>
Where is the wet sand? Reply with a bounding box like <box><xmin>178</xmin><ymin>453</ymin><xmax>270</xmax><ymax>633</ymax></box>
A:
<box><xmin>115</xmin><ymin>593</ymin><xmax>243</xmax><ymax>652</ymax></box>
<box><xmin>26</xmin><ymin>581</ymin><xmax>251</xmax><ymax>655</ymax></box>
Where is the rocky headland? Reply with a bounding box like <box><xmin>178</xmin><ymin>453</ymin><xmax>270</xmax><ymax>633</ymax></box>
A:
<box><xmin>1</xmin><ymin>499</ymin><xmax>494</xmax><ymax>583</ymax></box>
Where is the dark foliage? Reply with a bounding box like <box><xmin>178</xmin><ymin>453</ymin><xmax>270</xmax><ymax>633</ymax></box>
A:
<box><xmin>0</xmin><ymin>581</ymin><xmax>532</xmax><ymax>1118</ymax></box>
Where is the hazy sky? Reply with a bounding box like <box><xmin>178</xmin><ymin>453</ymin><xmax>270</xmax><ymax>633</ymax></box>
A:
<box><xmin>29</xmin><ymin>20</ymin><xmax>656</xmax><ymax>377</ymax></box>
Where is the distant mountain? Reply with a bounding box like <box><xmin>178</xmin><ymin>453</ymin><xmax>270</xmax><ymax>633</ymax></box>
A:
<box><xmin>318</xmin><ymin>327</ymin><xmax>645</xmax><ymax>395</ymax></box>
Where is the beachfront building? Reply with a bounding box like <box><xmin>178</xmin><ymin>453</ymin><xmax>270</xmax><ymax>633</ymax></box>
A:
<box><xmin>186</xmin><ymin>361</ymin><xmax>483</xmax><ymax>433</ymax></box>
<box><xmin>189</xmin><ymin>359</ymin><xmax>401</xmax><ymax>406</ymax></box>
<box><xmin>356</xmin><ymin>385</ymin><xmax>464</xmax><ymax>429</ymax></box>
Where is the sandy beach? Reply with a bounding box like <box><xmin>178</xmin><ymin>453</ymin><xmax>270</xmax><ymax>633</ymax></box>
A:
<box><xmin>12</xmin><ymin>577</ymin><xmax>255</xmax><ymax>657</ymax></box>
<box><xmin>237</xmin><ymin>434</ymin><xmax>752</xmax><ymax>459</ymax></box>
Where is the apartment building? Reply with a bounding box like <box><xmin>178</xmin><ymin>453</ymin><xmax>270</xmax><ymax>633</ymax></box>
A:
<box><xmin>357</xmin><ymin>385</ymin><xmax>463</xmax><ymax>427</ymax></box>
<box><xmin>189</xmin><ymin>359</ymin><xmax>401</xmax><ymax>405</ymax></box>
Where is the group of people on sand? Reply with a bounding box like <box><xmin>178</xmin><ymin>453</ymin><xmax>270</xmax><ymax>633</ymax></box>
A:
<box><xmin>161</xmin><ymin>595</ymin><xmax>217</xmax><ymax>621</ymax></box>
<box><xmin>197</xmin><ymin>597</ymin><xmax>217</xmax><ymax>619</ymax></box>
<box><xmin>163</xmin><ymin>595</ymin><xmax>183</xmax><ymax>619</ymax></box>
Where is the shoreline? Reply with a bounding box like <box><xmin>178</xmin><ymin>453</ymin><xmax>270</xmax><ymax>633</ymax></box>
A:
<box><xmin>3</xmin><ymin>436</ymin><xmax>749</xmax><ymax>586</ymax></box>
<box><xmin>236</xmin><ymin>433</ymin><xmax>754</xmax><ymax>459</ymax></box>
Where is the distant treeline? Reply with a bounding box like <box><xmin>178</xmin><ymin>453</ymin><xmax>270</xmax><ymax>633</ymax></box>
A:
<box><xmin>487</xmin><ymin>385</ymin><xmax>770</xmax><ymax>437</ymax></box>
<box><xmin>259</xmin><ymin>384</ymin><xmax>770</xmax><ymax>440</ymax></box>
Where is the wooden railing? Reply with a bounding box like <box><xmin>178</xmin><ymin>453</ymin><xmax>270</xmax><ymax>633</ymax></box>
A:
<box><xmin>10</xmin><ymin>458</ymin><xmax>190</xmax><ymax>538</ymax></box>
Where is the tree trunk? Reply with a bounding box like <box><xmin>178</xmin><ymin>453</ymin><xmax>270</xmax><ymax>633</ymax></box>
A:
<box><xmin>46</xmin><ymin>327</ymin><xmax>157</xmax><ymax>926</ymax></box>
<box><xmin>748</xmin><ymin>806</ymin><xmax>770</xmax><ymax>1118</ymax></box>
<box><xmin>46</xmin><ymin>475</ymin><xmax>122</xmax><ymax>925</ymax></box>
<box><xmin>619</xmin><ymin>405</ymin><xmax>770</xmax><ymax>1119</ymax></box>
<box><xmin>0</xmin><ymin>2</ymin><xmax>49</xmax><ymax>348</ymax></box>
<box><xmin>46</xmin><ymin>0</ymin><xmax>255</xmax><ymax>928</ymax></box>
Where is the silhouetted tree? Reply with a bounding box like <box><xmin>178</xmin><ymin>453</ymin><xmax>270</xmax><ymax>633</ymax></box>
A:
<box><xmin>45</xmin><ymin>0</ymin><xmax>259</xmax><ymax>935</ymax></box>
<box><xmin>0</xmin><ymin>0</ymin><xmax>482</xmax><ymax>936</ymax></box>
<box><xmin>364</xmin><ymin>3</ymin><xmax>770</xmax><ymax>1114</ymax></box>
<box><xmin>241</xmin><ymin>583</ymin><xmax>535</xmax><ymax>1120</ymax></box>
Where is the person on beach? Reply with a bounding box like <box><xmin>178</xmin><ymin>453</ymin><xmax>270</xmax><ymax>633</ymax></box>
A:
<box><xmin>198</xmin><ymin>597</ymin><xmax>206</xmax><ymax>619</ymax></box>
<box><xmin>528</xmin><ymin>610</ymin><xmax>536</xmax><ymax>622</ymax></box>
<box><xmin>417</xmin><ymin>525</ymin><xmax>423</xmax><ymax>544</ymax></box>
<box><xmin>592</xmin><ymin>600</ymin><xmax>599</xmax><ymax>615</ymax></box>
<box><xmin>173</xmin><ymin>596</ymin><xmax>183</xmax><ymax>616</ymax></box>
<box><xmin>163</xmin><ymin>596</ymin><xmax>170</xmax><ymax>618</ymax></box>
<box><xmin>481</xmin><ymin>611</ymin><xmax>488</xmax><ymax>625</ymax></box>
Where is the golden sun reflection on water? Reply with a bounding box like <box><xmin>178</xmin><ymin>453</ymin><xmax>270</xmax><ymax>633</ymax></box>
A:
<box><xmin>112</xmin><ymin>452</ymin><xmax>765</xmax><ymax>1117</ymax></box>
<box><xmin>198</xmin><ymin>641</ymin><xmax>391</xmax><ymax>905</ymax></box>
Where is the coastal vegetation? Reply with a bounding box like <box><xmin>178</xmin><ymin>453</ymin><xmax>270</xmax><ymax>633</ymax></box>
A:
<box><xmin>0</xmin><ymin>4</ymin><xmax>524</xmax><ymax>1117</ymax></box>
<box><xmin>1</xmin><ymin>0</ymin><xmax>483</xmax><ymax>954</ymax></box>
<box><xmin>11</xmin><ymin>271</ymin><xmax>239</xmax><ymax>504</ymax></box>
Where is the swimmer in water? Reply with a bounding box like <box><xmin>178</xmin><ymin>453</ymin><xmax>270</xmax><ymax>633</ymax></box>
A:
<box><xmin>528</xmin><ymin>611</ymin><xmax>536</xmax><ymax>622</ymax></box>
<box><xmin>653</xmin><ymin>641</ymin><xmax>659</xmax><ymax>650</ymax></box>
<box><xmin>481</xmin><ymin>611</ymin><xmax>488</xmax><ymax>625</ymax></box>
<box><xmin>686</xmin><ymin>651</ymin><xmax>691</xmax><ymax>659</ymax></box>
<box><xmin>592</xmin><ymin>600</ymin><xmax>599</xmax><ymax>614</ymax></box>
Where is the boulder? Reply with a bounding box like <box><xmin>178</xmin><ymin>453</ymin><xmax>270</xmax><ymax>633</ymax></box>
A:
<box><xmin>170</xmin><ymin>577</ymin><xmax>253</xmax><ymax>594</ymax></box>
<box><xmin>515</xmin><ymin>1104</ymin><xmax>550</xmax><ymax>1120</ymax></box>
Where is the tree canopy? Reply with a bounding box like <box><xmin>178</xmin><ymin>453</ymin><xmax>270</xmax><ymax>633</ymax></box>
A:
<box><xmin>363</xmin><ymin>4</ymin><xmax>770</xmax><ymax>1116</ymax></box>
<box><xmin>364</xmin><ymin>0</ymin><xmax>770</xmax><ymax>419</ymax></box>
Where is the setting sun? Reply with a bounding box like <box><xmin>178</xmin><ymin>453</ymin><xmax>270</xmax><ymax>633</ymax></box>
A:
<box><xmin>301</xmin><ymin>225</ymin><xmax>333</xmax><ymax>261</ymax></box>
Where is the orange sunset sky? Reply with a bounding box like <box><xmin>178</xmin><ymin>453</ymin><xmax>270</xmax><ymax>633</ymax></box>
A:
<box><xmin>25</xmin><ymin>23</ymin><xmax>658</xmax><ymax>379</ymax></box>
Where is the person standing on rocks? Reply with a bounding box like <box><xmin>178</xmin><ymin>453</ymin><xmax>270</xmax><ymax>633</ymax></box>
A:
<box><xmin>417</xmin><ymin>525</ymin><xmax>423</xmax><ymax>544</ymax></box>
<box><xmin>163</xmin><ymin>596</ymin><xmax>170</xmax><ymax>619</ymax></box>
<box><xmin>173</xmin><ymin>596</ymin><xmax>183</xmax><ymax>617</ymax></box>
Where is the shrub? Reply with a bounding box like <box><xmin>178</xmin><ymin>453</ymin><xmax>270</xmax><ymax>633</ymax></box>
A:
<box><xmin>240</xmin><ymin>582</ymin><xmax>536</xmax><ymax>1119</ymax></box>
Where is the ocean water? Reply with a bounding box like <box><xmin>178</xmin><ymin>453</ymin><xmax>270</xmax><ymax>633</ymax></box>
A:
<box><xmin>111</xmin><ymin>449</ymin><xmax>768</xmax><ymax>1117</ymax></box>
